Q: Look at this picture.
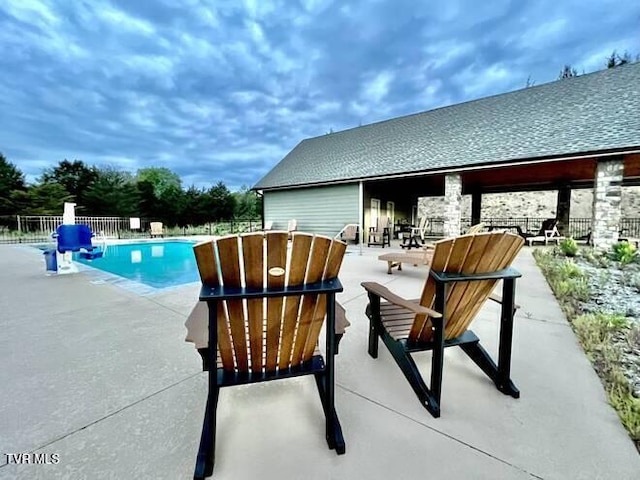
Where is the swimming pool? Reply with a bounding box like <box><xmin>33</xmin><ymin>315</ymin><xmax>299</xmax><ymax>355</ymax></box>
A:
<box><xmin>74</xmin><ymin>241</ymin><xmax>199</xmax><ymax>289</ymax></box>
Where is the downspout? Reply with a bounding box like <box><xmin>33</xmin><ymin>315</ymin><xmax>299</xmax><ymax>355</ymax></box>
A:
<box><xmin>358</xmin><ymin>181</ymin><xmax>364</xmax><ymax>255</ymax></box>
<box><xmin>256</xmin><ymin>190</ymin><xmax>264</xmax><ymax>230</ymax></box>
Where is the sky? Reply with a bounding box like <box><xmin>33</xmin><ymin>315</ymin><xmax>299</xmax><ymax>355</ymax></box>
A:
<box><xmin>0</xmin><ymin>0</ymin><xmax>638</xmax><ymax>191</ymax></box>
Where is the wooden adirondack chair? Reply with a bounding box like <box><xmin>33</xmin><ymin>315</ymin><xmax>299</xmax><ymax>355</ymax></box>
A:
<box><xmin>368</xmin><ymin>217</ymin><xmax>391</xmax><ymax>247</ymax></box>
<box><xmin>192</xmin><ymin>232</ymin><xmax>347</xmax><ymax>479</ymax></box>
<box><xmin>362</xmin><ymin>231</ymin><xmax>524</xmax><ymax>417</ymax></box>
<box><xmin>149</xmin><ymin>222</ymin><xmax>164</xmax><ymax>238</ymax></box>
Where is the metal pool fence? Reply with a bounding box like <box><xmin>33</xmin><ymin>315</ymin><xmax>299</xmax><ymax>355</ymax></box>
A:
<box><xmin>0</xmin><ymin>216</ymin><xmax>262</xmax><ymax>244</ymax></box>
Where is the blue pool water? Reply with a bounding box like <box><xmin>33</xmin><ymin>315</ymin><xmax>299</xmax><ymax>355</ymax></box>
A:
<box><xmin>74</xmin><ymin>241</ymin><xmax>198</xmax><ymax>289</ymax></box>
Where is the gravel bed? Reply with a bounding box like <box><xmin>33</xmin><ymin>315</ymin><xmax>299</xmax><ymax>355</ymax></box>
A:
<box><xmin>577</xmin><ymin>258</ymin><xmax>640</xmax><ymax>397</ymax></box>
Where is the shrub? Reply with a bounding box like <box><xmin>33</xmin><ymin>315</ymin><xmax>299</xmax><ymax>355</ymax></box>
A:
<box><xmin>559</xmin><ymin>238</ymin><xmax>579</xmax><ymax>257</ymax></box>
<box><xmin>557</xmin><ymin>258</ymin><xmax>583</xmax><ymax>278</ymax></box>
<box><xmin>611</xmin><ymin>241</ymin><xmax>638</xmax><ymax>265</ymax></box>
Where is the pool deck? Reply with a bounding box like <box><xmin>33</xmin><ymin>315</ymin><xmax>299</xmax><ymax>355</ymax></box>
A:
<box><xmin>1</xmin><ymin>241</ymin><xmax>639</xmax><ymax>479</ymax></box>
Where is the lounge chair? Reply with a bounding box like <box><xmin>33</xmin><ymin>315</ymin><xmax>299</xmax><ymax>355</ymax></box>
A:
<box><xmin>523</xmin><ymin>219</ymin><xmax>562</xmax><ymax>246</ymax></box>
<box><xmin>191</xmin><ymin>232</ymin><xmax>348</xmax><ymax>479</ymax></box>
<box><xmin>368</xmin><ymin>217</ymin><xmax>391</xmax><ymax>247</ymax></box>
<box><xmin>362</xmin><ymin>231</ymin><xmax>524</xmax><ymax>417</ymax></box>
<box><xmin>150</xmin><ymin>222</ymin><xmax>164</xmax><ymax>238</ymax></box>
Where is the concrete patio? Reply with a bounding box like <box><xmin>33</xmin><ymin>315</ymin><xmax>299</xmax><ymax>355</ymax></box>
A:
<box><xmin>1</xmin><ymin>242</ymin><xmax>639</xmax><ymax>479</ymax></box>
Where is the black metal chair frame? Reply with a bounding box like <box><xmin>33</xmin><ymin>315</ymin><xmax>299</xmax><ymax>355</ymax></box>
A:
<box><xmin>194</xmin><ymin>278</ymin><xmax>345</xmax><ymax>479</ymax></box>
<box><xmin>365</xmin><ymin>267</ymin><xmax>521</xmax><ymax>418</ymax></box>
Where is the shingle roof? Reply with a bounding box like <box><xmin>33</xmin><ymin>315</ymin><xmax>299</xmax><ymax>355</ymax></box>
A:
<box><xmin>254</xmin><ymin>62</ymin><xmax>640</xmax><ymax>190</ymax></box>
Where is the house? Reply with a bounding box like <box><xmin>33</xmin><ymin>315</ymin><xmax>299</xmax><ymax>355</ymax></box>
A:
<box><xmin>254</xmin><ymin>63</ymin><xmax>640</xmax><ymax>248</ymax></box>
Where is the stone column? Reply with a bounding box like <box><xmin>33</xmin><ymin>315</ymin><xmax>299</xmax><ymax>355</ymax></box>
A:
<box><xmin>471</xmin><ymin>188</ymin><xmax>482</xmax><ymax>226</ymax></box>
<box><xmin>591</xmin><ymin>158</ymin><xmax>623</xmax><ymax>249</ymax></box>
<box><xmin>443</xmin><ymin>174</ymin><xmax>462</xmax><ymax>237</ymax></box>
<box><xmin>556</xmin><ymin>185</ymin><xmax>571</xmax><ymax>236</ymax></box>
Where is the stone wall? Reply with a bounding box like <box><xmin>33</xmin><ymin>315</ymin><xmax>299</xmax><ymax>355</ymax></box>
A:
<box><xmin>418</xmin><ymin>186</ymin><xmax>640</xmax><ymax>219</ymax></box>
<box><xmin>442</xmin><ymin>174</ymin><xmax>462</xmax><ymax>237</ymax></box>
<box><xmin>592</xmin><ymin>159</ymin><xmax>624</xmax><ymax>248</ymax></box>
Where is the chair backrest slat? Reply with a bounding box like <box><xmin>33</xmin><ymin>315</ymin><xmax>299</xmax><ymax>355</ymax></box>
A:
<box><xmin>409</xmin><ymin>237</ymin><xmax>453</xmax><ymax>339</ymax></box>
<box><xmin>442</xmin><ymin>234</ymin><xmax>491</xmax><ymax>328</ymax></box>
<box><xmin>302</xmin><ymin>239</ymin><xmax>348</xmax><ymax>360</ymax></box>
<box><xmin>193</xmin><ymin>240</ymin><xmax>235</xmax><ymax>370</ymax></box>
<box><xmin>278</xmin><ymin>234</ymin><xmax>313</xmax><ymax>369</ymax></box>
<box><xmin>242</xmin><ymin>234</ymin><xmax>265</xmax><ymax>371</ymax></box>
<box><xmin>217</xmin><ymin>236</ymin><xmax>249</xmax><ymax>371</ymax></box>
<box><xmin>291</xmin><ymin>236</ymin><xmax>332</xmax><ymax>365</ymax></box>
<box><xmin>265</xmin><ymin>232</ymin><xmax>288</xmax><ymax>371</ymax></box>
<box><xmin>408</xmin><ymin>232</ymin><xmax>524</xmax><ymax>344</ymax></box>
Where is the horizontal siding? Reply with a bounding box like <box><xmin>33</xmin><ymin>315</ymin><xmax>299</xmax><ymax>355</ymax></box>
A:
<box><xmin>264</xmin><ymin>184</ymin><xmax>359</xmax><ymax>237</ymax></box>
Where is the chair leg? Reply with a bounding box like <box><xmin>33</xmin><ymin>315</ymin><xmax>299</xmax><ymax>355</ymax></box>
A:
<box><xmin>366</xmin><ymin>294</ymin><xmax>380</xmax><ymax>359</ymax></box>
<box><xmin>385</xmin><ymin>339</ymin><xmax>441</xmax><ymax>418</ymax></box>
<box><xmin>460</xmin><ymin>342</ymin><xmax>519</xmax><ymax>398</ymax></box>
<box><xmin>314</xmin><ymin>373</ymin><xmax>346</xmax><ymax>454</ymax></box>
<box><xmin>334</xmin><ymin>333</ymin><xmax>343</xmax><ymax>355</ymax></box>
<box><xmin>368</xmin><ymin>319</ymin><xmax>379</xmax><ymax>358</ymax></box>
<box><xmin>317</xmin><ymin>294</ymin><xmax>345</xmax><ymax>454</ymax></box>
<box><xmin>194</xmin><ymin>384</ymin><xmax>220</xmax><ymax>480</ymax></box>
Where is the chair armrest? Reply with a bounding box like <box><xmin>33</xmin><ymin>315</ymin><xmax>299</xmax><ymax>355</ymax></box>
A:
<box><xmin>488</xmin><ymin>293</ymin><xmax>520</xmax><ymax>310</ymax></box>
<box><xmin>361</xmin><ymin>282</ymin><xmax>442</xmax><ymax>318</ymax></box>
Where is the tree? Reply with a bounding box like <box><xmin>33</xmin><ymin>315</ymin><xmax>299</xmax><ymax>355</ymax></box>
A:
<box><xmin>200</xmin><ymin>182</ymin><xmax>236</xmax><ymax>221</ymax></box>
<box><xmin>558</xmin><ymin>64</ymin><xmax>578</xmax><ymax>79</ymax></box>
<box><xmin>136</xmin><ymin>179</ymin><xmax>159</xmax><ymax>220</ymax></box>
<box><xmin>232</xmin><ymin>185</ymin><xmax>261</xmax><ymax>219</ymax></box>
<box><xmin>0</xmin><ymin>153</ymin><xmax>26</xmax><ymax>215</ymax></box>
<box><xmin>40</xmin><ymin>159</ymin><xmax>98</xmax><ymax>210</ymax></box>
<box><xmin>10</xmin><ymin>183</ymin><xmax>73</xmax><ymax>215</ymax></box>
<box><xmin>156</xmin><ymin>184</ymin><xmax>186</xmax><ymax>227</ymax></box>
<box><xmin>83</xmin><ymin>166</ymin><xmax>139</xmax><ymax>216</ymax></box>
<box><xmin>135</xmin><ymin>167</ymin><xmax>182</xmax><ymax>197</ymax></box>
<box><xmin>181</xmin><ymin>185</ymin><xmax>208</xmax><ymax>226</ymax></box>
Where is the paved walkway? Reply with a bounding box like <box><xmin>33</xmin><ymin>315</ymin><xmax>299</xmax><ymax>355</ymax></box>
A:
<box><xmin>0</xmin><ymin>243</ymin><xmax>638</xmax><ymax>479</ymax></box>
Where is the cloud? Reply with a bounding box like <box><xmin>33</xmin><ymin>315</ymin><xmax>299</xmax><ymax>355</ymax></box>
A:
<box><xmin>0</xmin><ymin>0</ymin><xmax>638</xmax><ymax>190</ymax></box>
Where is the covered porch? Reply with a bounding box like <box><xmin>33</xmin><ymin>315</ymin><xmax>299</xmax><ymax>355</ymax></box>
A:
<box><xmin>361</xmin><ymin>152</ymin><xmax>640</xmax><ymax>248</ymax></box>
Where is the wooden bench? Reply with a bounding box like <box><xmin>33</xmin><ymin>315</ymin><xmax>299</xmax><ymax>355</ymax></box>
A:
<box><xmin>378</xmin><ymin>248</ymin><xmax>433</xmax><ymax>274</ymax></box>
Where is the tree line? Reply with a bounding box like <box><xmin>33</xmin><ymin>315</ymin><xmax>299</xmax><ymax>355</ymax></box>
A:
<box><xmin>0</xmin><ymin>155</ymin><xmax>261</xmax><ymax>227</ymax></box>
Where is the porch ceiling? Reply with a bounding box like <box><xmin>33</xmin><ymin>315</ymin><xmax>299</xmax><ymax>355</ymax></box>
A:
<box><xmin>364</xmin><ymin>153</ymin><xmax>640</xmax><ymax>197</ymax></box>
